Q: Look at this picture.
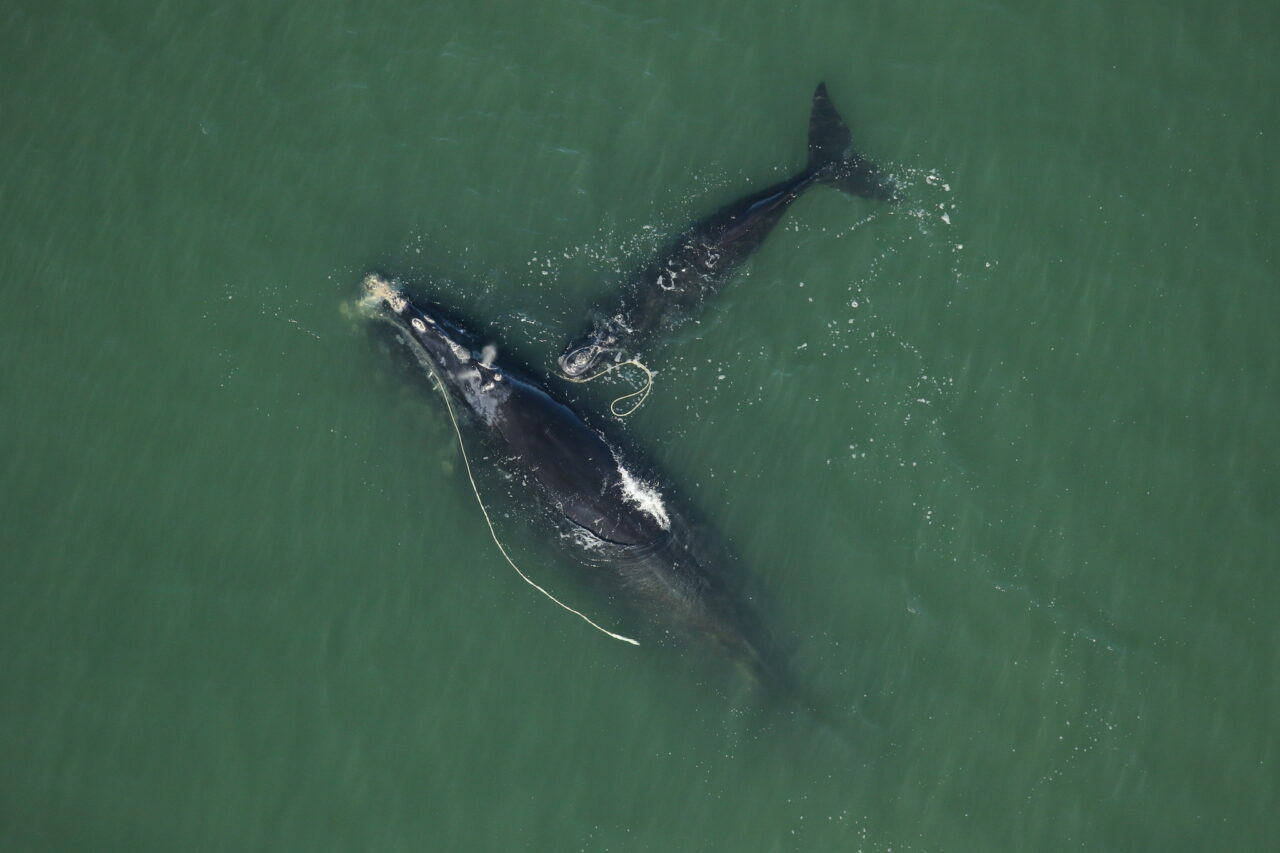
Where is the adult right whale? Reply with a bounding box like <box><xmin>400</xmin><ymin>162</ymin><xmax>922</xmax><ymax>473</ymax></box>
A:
<box><xmin>362</xmin><ymin>274</ymin><xmax>781</xmax><ymax>690</ymax></box>
<box><xmin>558</xmin><ymin>82</ymin><xmax>899</xmax><ymax>380</ymax></box>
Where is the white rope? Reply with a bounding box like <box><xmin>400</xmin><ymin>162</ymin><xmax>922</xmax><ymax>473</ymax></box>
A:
<box><xmin>564</xmin><ymin>358</ymin><xmax>655</xmax><ymax>417</ymax></box>
<box><xmin>434</xmin><ymin>372</ymin><xmax>640</xmax><ymax>647</ymax></box>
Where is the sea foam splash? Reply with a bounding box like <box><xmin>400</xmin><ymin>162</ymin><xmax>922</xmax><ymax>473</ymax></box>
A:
<box><xmin>361</xmin><ymin>273</ymin><xmax>406</xmax><ymax>314</ymax></box>
<box><xmin>615</xmin><ymin>463</ymin><xmax>670</xmax><ymax>530</ymax></box>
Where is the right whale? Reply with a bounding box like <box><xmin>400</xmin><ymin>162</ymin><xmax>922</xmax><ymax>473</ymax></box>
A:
<box><xmin>559</xmin><ymin>82</ymin><xmax>899</xmax><ymax>381</ymax></box>
<box><xmin>362</xmin><ymin>274</ymin><xmax>782</xmax><ymax>691</ymax></box>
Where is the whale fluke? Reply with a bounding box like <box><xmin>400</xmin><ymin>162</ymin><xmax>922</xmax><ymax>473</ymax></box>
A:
<box><xmin>807</xmin><ymin>82</ymin><xmax>900</xmax><ymax>203</ymax></box>
<box><xmin>558</xmin><ymin>82</ymin><xmax>899</xmax><ymax>383</ymax></box>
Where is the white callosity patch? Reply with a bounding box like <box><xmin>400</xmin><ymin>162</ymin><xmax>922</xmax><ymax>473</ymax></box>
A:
<box><xmin>614</xmin><ymin>462</ymin><xmax>671</xmax><ymax>530</ymax></box>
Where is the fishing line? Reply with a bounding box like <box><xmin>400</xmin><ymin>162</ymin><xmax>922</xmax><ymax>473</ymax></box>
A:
<box><xmin>432</xmin><ymin>366</ymin><xmax>640</xmax><ymax>647</ymax></box>
<box><xmin>564</xmin><ymin>358</ymin><xmax>655</xmax><ymax>417</ymax></box>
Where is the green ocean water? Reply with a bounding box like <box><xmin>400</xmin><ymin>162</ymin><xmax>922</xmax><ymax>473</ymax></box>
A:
<box><xmin>3</xmin><ymin>0</ymin><xmax>1277</xmax><ymax>850</ymax></box>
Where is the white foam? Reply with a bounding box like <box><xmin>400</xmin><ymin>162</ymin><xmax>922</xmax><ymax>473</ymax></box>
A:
<box><xmin>615</xmin><ymin>463</ymin><xmax>670</xmax><ymax>530</ymax></box>
<box><xmin>361</xmin><ymin>273</ymin><xmax>406</xmax><ymax>313</ymax></box>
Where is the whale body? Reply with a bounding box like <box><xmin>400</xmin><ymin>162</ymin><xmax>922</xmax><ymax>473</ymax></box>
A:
<box><xmin>364</xmin><ymin>275</ymin><xmax>776</xmax><ymax>682</ymax></box>
<box><xmin>559</xmin><ymin>82</ymin><xmax>898</xmax><ymax>380</ymax></box>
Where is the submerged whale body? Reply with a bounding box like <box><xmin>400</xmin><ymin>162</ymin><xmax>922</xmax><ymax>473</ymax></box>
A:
<box><xmin>363</xmin><ymin>274</ymin><xmax>777</xmax><ymax>684</ymax></box>
<box><xmin>558</xmin><ymin>82</ymin><xmax>899</xmax><ymax>381</ymax></box>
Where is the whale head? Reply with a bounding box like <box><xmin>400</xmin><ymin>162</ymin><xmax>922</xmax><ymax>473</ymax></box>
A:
<box><xmin>558</xmin><ymin>332</ymin><xmax>621</xmax><ymax>379</ymax></box>
<box><xmin>362</xmin><ymin>274</ymin><xmax>506</xmax><ymax>416</ymax></box>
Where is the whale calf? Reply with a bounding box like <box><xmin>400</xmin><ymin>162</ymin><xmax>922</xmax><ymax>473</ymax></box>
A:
<box><xmin>558</xmin><ymin>82</ymin><xmax>898</xmax><ymax>381</ymax></box>
<box><xmin>363</xmin><ymin>274</ymin><xmax>776</xmax><ymax>682</ymax></box>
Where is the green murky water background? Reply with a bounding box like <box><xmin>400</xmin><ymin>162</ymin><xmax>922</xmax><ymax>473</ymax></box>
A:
<box><xmin>3</xmin><ymin>1</ymin><xmax>1276</xmax><ymax>850</ymax></box>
